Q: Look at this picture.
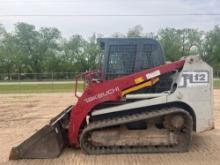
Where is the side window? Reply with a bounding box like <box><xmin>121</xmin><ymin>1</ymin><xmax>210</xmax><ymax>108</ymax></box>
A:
<box><xmin>141</xmin><ymin>44</ymin><xmax>157</xmax><ymax>69</ymax></box>
<box><xmin>107</xmin><ymin>45</ymin><xmax>136</xmax><ymax>78</ymax></box>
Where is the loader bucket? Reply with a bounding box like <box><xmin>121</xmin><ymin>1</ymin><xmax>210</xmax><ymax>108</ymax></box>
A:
<box><xmin>9</xmin><ymin>105</ymin><xmax>73</xmax><ymax>160</ymax></box>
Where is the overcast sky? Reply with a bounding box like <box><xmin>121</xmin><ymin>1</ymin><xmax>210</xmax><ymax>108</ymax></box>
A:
<box><xmin>0</xmin><ymin>0</ymin><xmax>220</xmax><ymax>38</ymax></box>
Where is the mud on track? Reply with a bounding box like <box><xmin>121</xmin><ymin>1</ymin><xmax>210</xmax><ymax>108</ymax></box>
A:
<box><xmin>0</xmin><ymin>90</ymin><xmax>220</xmax><ymax>165</ymax></box>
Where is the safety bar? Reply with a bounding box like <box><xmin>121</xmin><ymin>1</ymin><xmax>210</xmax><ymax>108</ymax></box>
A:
<box><xmin>74</xmin><ymin>70</ymin><xmax>103</xmax><ymax>98</ymax></box>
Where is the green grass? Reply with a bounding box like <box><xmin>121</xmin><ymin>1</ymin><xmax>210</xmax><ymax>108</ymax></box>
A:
<box><xmin>0</xmin><ymin>83</ymin><xmax>84</xmax><ymax>94</ymax></box>
<box><xmin>214</xmin><ymin>79</ymin><xmax>220</xmax><ymax>89</ymax></box>
<box><xmin>0</xmin><ymin>80</ymin><xmax>219</xmax><ymax>94</ymax></box>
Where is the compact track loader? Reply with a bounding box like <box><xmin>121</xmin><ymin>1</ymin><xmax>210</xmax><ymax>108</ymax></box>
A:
<box><xmin>9</xmin><ymin>38</ymin><xmax>214</xmax><ymax>159</ymax></box>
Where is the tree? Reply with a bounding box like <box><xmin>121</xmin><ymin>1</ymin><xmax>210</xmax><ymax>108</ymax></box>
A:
<box><xmin>157</xmin><ymin>28</ymin><xmax>204</xmax><ymax>61</ymax></box>
<box><xmin>83</xmin><ymin>34</ymin><xmax>101</xmax><ymax>71</ymax></box>
<box><xmin>157</xmin><ymin>28</ymin><xmax>182</xmax><ymax>61</ymax></box>
<box><xmin>39</xmin><ymin>27</ymin><xmax>62</xmax><ymax>72</ymax></box>
<box><xmin>14</xmin><ymin>23</ymin><xmax>40</xmax><ymax>73</ymax></box>
<box><xmin>176</xmin><ymin>29</ymin><xmax>204</xmax><ymax>56</ymax></box>
<box><xmin>62</xmin><ymin>35</ymin><xmax>85</xmax><ymax>72</ymax></box>
<box><xmin>0</xmin><ymin>24</ymin><xmax>6</xmax><ymax>41</ymax></box>
<box><xmin>145</xmin><ymin>32</ymin><xmax>156</xmax><ymax>39</ymax></box>
<box><xmin>62</xmin><ymin>34</ymin><xmax>101</xmax><ymax>73</ymax></box>
<box><xmin>111</xmin><ymin>32</ymin><xmax>126</xmax><ymax>38</ymax></box>
<box><xmin>205</xmin><ymin>26</ymin><xmax>220</xmax><ymax>70</ymax></box>
<box><xmin>0</xmin><ymin>32</ymin><xmax>25</xmax><ymax>78</ymax></box>
<box><xmin>127</xmin><ymin>25</ymin><xmax>144</xmax><ymax>37</ymax></box>
<box><xmin>13</xmin><ymin>23</ymin><xmax>62</xmax><ymax>74</ymax></box>
<box><xmin>0</xmin><ymin>24</ymin><xmax>6</xmax><ymax>73</ymax></box>
<box><xmin>0</xmin><ymin>22</ymin><xmax>219</xmax><ymax>77</ymax></box>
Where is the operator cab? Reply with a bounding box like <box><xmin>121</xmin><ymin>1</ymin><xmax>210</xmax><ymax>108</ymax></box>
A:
<box><xmin>97</xmin><ymin>38</ymin><xmax>165</xmax><ymax>80</ymax></box>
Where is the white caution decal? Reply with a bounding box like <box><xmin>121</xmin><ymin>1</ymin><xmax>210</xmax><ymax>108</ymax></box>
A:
<box><xmin>146</xmin><ymin>70</ymin><xmax>161</xmax><ymax>79</ymax></box>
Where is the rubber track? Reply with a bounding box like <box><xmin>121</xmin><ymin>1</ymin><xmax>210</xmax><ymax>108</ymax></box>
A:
<box><xmin>80</xmin><ymin>107</ymin><xmax>192</xmax><ymax>154</ymax></box>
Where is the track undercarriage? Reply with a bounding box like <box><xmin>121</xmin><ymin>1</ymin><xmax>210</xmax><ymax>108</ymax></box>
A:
<box><xmin>80</xmin><ymin>107</ymin><xmax>192</xmax><ymax>154</ymax></box>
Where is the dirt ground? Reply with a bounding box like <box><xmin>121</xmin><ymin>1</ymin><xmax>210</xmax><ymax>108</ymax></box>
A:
<box><xmin>0</xmin><ymin>90</ymin><xmax>220</xmax><ymax>165</ymax></box>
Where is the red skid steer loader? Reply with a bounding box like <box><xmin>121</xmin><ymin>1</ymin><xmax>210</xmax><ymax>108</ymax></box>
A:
<box><xmin>9</xmin><ymin>38</ymin><xmax>214</xmax><ymax>159</ymax></box>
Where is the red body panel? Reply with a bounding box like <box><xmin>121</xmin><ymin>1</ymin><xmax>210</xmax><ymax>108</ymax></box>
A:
<box><xmin>68</xmin><ymin>60</ymin><xmax>185</xmax><ymax>145</ymax></box>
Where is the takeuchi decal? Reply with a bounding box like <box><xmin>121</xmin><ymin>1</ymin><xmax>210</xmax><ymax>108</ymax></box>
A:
<box><xmin>84</xmin><ymin>87</ymin><xmax>120</xmax><ymax>103</ymax></box>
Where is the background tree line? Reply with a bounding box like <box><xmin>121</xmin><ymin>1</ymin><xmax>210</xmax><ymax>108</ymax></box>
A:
<box><xmin>0</xmin><ymin>23</ymin><xmax>219</xmax><ymax>78</ymax></box>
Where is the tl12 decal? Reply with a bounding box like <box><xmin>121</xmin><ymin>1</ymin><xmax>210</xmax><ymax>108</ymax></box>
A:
<box><xmin>179</xmin><ymin>71</ymin><xmax>209</xmax><ymax>87</ymax></box>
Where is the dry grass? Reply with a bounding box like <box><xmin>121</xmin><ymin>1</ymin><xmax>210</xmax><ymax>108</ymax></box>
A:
<box><xmin>0</xmin><ymin>91</ymin><xmax>220</xmax><ymax>165</ymax></box>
